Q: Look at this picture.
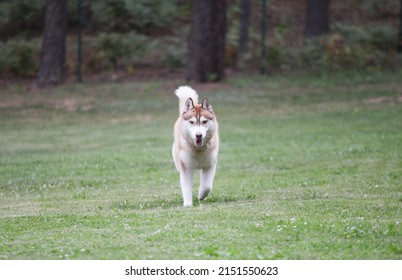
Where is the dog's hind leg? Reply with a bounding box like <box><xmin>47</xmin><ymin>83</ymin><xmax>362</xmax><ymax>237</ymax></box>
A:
<box><xmin>180</xmin><ymin>170</ymin><xmax>194</xmax><ymax>207</ymax></box>
<box><xmin>198</xmin><ymin>163</ymin><xmax>217</xmax><ymax>201</ymax></box>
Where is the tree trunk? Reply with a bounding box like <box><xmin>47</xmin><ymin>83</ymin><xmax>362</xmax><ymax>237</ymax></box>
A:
<box><xmin>238</xmin><ymin>0</ymin><xmax>251</xmax><ymax>58</ymax></box>
<box><xmin>305</xmin><ymin>0</ymin><xmax>330</xmax><ymax>38</ymax></box>
<box><xmin>398</xmin><ymin>0</ymin><xmax>402</xmax><ymax>52</ymax></box>
<box><xmin>260</xmin><ymin>0</ymin><xmax>267</xmax><ymax>75</ymax></box>
<box><xmin>186</xmin><ymin>0</ymin><xmax>227</xmax><ymax>83</ymax></box>
<box><xmin>37</xmin><ymin>0</ymin><xmax>68</xmax><ymax>88</ymax></box>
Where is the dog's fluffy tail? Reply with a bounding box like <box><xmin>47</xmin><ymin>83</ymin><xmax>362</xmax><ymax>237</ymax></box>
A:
<box><xmin>175</xmin><ymin>86</ymin><xmax>198</xmax><ymax>113</ymax></box>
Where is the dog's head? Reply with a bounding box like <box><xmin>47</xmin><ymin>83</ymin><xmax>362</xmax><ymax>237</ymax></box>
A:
<box><xmin>181</xmin><ymin>97</ymin><xmax>217</xmax><ymax>147</ymax></box>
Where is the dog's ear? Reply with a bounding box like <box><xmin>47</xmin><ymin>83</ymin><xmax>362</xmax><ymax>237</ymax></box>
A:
<box><xmin>183</xmin><ymin>98</ymin><xmax>194</xmax><ymax>113</ymax></box>
<box><xmin>201</xmin><ymin>97</ymin><xmax>213</xmax><ymax>113</ymax></box>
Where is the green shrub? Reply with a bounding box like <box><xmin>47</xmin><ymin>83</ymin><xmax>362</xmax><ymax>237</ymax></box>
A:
<box><xmin>91</xmin><ymin>0</ymin><xmax>180</xmax><ymax>32</ymax></box>
<box><xmin>0</xmin><ymin>0</ymin><xmax>46</xmax><ymax>39</ymax></box>
<box><xmin>87</xmin><ymin>32</ymin><xmax>147</xmax><ymax>72</ymax></box>
<box><xmin>265</xmin><ymin>44</ymin><xmax>285</xmax><ymax>71</ymax></box>
<box><xmin>332</xmin><ymin>23</ymin><xmax>397</xmax><ymax>51</ymax></box>
<box><xmin>0</xmin><ymin>40</ymin><xmax>39</xmax><ymax>77</ymax></box>
<box><xmin>260</xmin><ymin>23</ymin><xmax>401</xmax><ymax>74</ymax></box>
<box><xmin>161</xmin><ymin>37</ymin><xmax>185</xmax><ymax>68</ymax></box>
<box><xmin>98</xmin><ymin>33</ymin><xmax>132</xmax><ymax>69</ymax></box>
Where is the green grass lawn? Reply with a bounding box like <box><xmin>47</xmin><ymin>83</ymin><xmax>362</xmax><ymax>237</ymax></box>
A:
<box><xmin>0</xmin><ymin>71</ymin><xmax>401</xmax><ymax>259</ymax></box>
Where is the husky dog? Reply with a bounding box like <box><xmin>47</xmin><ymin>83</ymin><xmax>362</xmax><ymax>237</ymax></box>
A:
<box><xmin>172</xmin><ymin>86</ymin><xmax>219</xmax><ymax>207</ymax></box>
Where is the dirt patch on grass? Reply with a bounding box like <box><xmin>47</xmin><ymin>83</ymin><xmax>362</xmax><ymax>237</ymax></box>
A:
<box><xmin>0</xmin><ymin>99</ymin><xmax>24</xmax><ymax>108</ymax></box>
<box><xmin>108</xmin><ymin>115</ymin><xmax>154</xmax><ymax>124</ymax></box>
<box><xmin>0</xmin><ymin>95</ymin><xmax>95</xmax><ymax>112</ymax></box>
<box><xmin>365</xmin><ymin>95</ymin><xmax>402</xmax><ymax>105</ymax></box>
<box><xmin>44</xmin><ymin>99</ymin><xmax>94</xmax><ymax>112</ymax></box>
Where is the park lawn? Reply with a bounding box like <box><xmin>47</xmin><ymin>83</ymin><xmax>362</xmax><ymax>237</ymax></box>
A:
<box><xmin>0</xmin><ymin>71</ymin><xmax>401</xmax><ymax>259</ymax></box>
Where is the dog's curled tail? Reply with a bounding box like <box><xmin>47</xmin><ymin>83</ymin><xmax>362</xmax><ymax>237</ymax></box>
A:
<box><xmin>175</xmin><ymin>86</ymin><xmax>198</xmax><ymax>114</ymax></box>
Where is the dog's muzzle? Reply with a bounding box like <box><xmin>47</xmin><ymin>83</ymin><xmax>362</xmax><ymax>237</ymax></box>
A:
<box><xmin>195</xmin><ymin>133</ymin><xmax>203</xmax><ymax>146</ymax></box>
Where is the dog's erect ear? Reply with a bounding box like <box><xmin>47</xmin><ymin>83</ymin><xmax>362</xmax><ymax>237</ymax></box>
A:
<box><xmin>183</xmin><ymin>98</ymin><xmax>194</xmax><ymax>113</ymax></box>
<box><xmin>201</xmin><ymin>97</ymin><xmax>213</xmax><ymax>113</ymax></box>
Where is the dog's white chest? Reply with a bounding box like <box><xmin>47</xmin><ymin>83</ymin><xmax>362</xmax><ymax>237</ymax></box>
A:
<box><xmin>180</xmin><ymin>148</ymin><xmax>215</xmax><ymax>170</ymax></box>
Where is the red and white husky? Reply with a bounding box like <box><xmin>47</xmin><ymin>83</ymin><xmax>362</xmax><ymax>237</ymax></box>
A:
<box><xmin>172</xmin><ymin>86</ymin><xmax>219</xmax><ymax>207</ymax></box>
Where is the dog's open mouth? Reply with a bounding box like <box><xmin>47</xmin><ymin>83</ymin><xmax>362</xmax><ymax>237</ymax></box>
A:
<box><xmin>195</xmin><ymin>139</ymin><xmax>203</xmax><ymax>146</ymax></box>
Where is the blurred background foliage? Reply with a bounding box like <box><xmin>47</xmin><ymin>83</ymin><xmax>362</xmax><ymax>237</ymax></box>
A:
<box><xmin>0</xmin><ymin>0</ymin><xmax>400</xmax><ymax>79</ymax></box>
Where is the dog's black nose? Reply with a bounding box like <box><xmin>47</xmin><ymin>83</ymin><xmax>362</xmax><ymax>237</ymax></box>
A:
<box><xmin>196</xmin><ymin>133</ymin><xmax>202</xmax><ymax>139</ymax></box>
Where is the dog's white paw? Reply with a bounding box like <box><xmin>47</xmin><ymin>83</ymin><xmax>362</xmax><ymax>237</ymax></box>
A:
<box><xmin>183</xmin><ymin>201</ymin><xmax>193</xmax><ymax>207</ymax></box>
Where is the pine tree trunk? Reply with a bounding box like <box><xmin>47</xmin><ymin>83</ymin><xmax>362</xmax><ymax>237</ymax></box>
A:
<box><xmin>398</xmin><ymin>0</ymin><xmax>402</xmax><ymax>52</ymax></box>
<box><xmin>37</xmin><ymin>0</ymin><xmax>68</xmax><ymax>88</ymax></box>
<box><xmin>238</xmin><ymin>0</ymin><xmax>251</xmax><ymax>60</ymax></box>
<box><xmin>305</xmin><ymin>0</ymin><xmax>330</xmax><ymax>38</ymax></box>
<box><xmin>260</xmin><ymin>0</ymin><xmax>267</xmax><ymax>75</ymax></box>
<box><xmin>186</xmin><ymin>0</ymin><xmax>227</xmax><ymax>83</ymax></box>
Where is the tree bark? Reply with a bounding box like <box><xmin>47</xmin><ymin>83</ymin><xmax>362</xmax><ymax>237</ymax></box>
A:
<box><xmin>238</xmin><ymin>0</ymin><xmax>251</xmax><ymax>60</ymax></box>
<box><xmin>260</xmin><ymin>0</ymin><xmax>267</xmax><ymax>75</ymax></box>
<box><xmin>37</xmin><ymin>0</ymin><xmax>68</xmax><ymax>88</ymax></box>
<box><xmin>305</xmin><ymin>0</ymin><xmax>330</xmax><ymax>38</ymax></box>
<box><xmin>186</xmin><ymin>0</ymin><xmax>227</xmax><ymax>83</ymax></box>
<box><xmin>398</xmin><ymin>0</ymin><xmax>402</xmax><ymax>52</ymax></box>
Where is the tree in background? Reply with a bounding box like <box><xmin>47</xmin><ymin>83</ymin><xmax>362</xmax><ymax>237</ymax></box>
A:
<box><xmin>305</xmin><ymin>0</ymin><xmax>330</xmax><ymax>38</ymax></box>
<box><xmin>37</xmin><ymin>0</ymin><xmax>68</xmax><ymax>88</ymax></box>
<box><xmin>186</xmin><ymin>0</ymin><xmax>227</xmax><ymax>82</ymax></box>
<box><xmin>238</xmin><ymin>0</ymin><xmax>251</xmax><ymax>66</ymax></box>
<box><xmin>399</xmin><ymin>0</ymin><xmax>402</xmax><ymax>52</ymax></box>
<box><xmin>260</xmin><ymin>0</ymin><xmax>268</xmax><ymax>75</ymax></box>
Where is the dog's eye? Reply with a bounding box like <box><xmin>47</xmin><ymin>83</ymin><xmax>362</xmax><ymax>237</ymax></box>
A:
<box><xmin>189</xmin><ymin>120</ymin><xmax>195</xmax><ymax>125</ymax></box>
<box><xmin>202</xmin><ymin>120</ymin><xmax>208</xmax><ymax>124</ymax></box>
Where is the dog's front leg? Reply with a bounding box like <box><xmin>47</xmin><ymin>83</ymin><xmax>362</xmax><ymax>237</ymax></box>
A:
<box><xmin>198</xmin><ymin>163</ymin><xmax>217</xmax><ymax>201</ymax></box>
<box><xmin>180</xmin><ymin>169</ymin><xmax>194</xmax><ymax>207</ymax></box>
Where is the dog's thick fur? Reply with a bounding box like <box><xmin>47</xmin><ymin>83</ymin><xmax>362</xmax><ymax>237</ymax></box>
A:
<box><xmin>172</xmin><ymin>86</ymin><xmax>219</xmax><ymax>206</ymax></box>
